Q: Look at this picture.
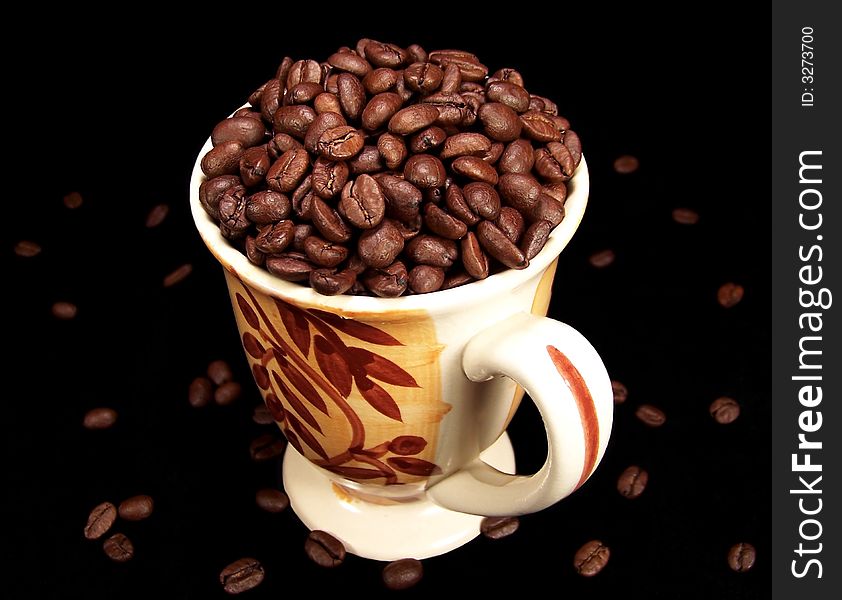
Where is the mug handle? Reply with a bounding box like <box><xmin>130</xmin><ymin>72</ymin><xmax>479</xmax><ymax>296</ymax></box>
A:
<box><xmin>427</xmin><ymin>312</ymin><xmax>614</xmax><ymax>516</ymax></box>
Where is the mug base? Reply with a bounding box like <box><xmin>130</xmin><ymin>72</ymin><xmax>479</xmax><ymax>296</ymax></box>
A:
<box><xmin>283</xmin><ymin>432</ymin><xmax>516</xmax><ymax>561</ymax></box>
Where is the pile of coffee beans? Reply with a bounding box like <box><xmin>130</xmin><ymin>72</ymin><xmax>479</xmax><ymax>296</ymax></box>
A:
<box><xmin>83</xmin><ymin>495</ymin><xmax>154</xmax><ymax>563</ymax></box>
<box><xmin>199</xmin><ymin>40</ymin><xmax>582</xmax><ymax>296</ymax></box>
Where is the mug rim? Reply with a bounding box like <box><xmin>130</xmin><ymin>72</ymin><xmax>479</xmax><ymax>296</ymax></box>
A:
<box><xmin>190</xmin><ymin>136</ymin><xmax>589</xmax><ymax>315</ymax></box>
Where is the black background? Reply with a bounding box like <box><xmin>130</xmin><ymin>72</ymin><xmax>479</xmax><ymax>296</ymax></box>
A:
<box><xmin>5</xmin><ymin>12</ymin><xmax>768</xmax><ymax>599</ymax></box>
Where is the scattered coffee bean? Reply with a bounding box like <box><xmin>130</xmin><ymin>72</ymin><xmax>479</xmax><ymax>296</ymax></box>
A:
<box><xmin>119</xmin><ymin>495</ymin><xmax>154</xmax><ymax>521</ymax></box>
<box><xmin>480</xmin><ymin>516</ymin><xmax>520</xmax><ymax>540</ymax></box>
<box><xmin>611</xmin><ymin>380</ymin><xmax>628</xmax><ymax>404</ymax></box>
<box><xmin>617</xmin><ymin>465</ymin><xmax>648</xmax><ymax>499</ymax></box>
<box><xmin>103</xmin><ymin>533</ymin><xmax>134</xmax><ymax>563</ymax></box>
<box><xmin>252</xmin><ymin>403</ymin><xmax>274</xmax><ymax>425</ymax></box>
<box><xmin>717</xmin><ymin>282</ymin><xmax>744</xmax><ymax>308</ymax></box>
<box><xmin>220</xmin><ymin>557</ymin><xmax>265</xmax><ymax>594</ymax></box>
<box><xmin>588</xmin><ymin>249</ymin><xmax>615</xmax><ymax>268</ymax></box>
<box><xmin>304</xmin><ymin>530</ymin><xmax>346</xmax><ymax>567</ymax></box>
<box><xmin>207</xmin><ymin>359</ymin><xmax>234</xmax><ymax>386</ymax></box>
<box><xmin>84</xmin><ymin>502</ymin><xmax>117</xmax><ymax>540</ymax></box>
<box><xmin>635</xmin><ymin>404</ymin><xmax>666</xmax><ymax>427</ymax></box>
<box><xmin>163</xmin><ymin>263</ymin><xmax>193</xmax><ymax>287</ymax></box>
<box><xmin>574</xmin><ymin>540</ymin><xmax>610</xmax><ymax>576</ymax></box>
<box><xmin>215</xmin><ymin>381</ymin><xmax>243</xmax><ymax>406</ymax></box>
<box><xmin>382</xmin><ymin>558</ymin><xmax>424</xmax><ymax>590</ymax></box>
<box><xmin>14</xmin><ymin>240</ymin><xmax>42</xmax><ymax>257</ymax></box>
<box><xmin>145</xmin><ymin>203</ymin><xmax>170</xmax><ymax>228</ymax></box>
<box><xmin>710</xmin><ymin>396</ymin><xmax>740</xmax><ymax>424</ymax></box>
<box><xmin>189</xmin><ymin>376</ymin><xmax>213</xmax><ymax>408</ymax></box>
<box><xmin>52</xmin><ymin>301</ymin><xmax>78</xmax><ymax>320</ymax></box>
<box><xmin>672</xmin><ymin>207</ymin><xmax>699</xmax><ymax>224</ymax></box>
<box><xmin>256</xmin><ymin>488</ymin><xmax>290</xmax><ymax>513</ymax></box>
<box><xmin>728</xmin><ymin>542</ymin><xmax>756</xmax><ymax>572</ymax></box>
<box><xmin>613</xmin><ymin>155</ymin><xmax>639</xmax><ymax>174</ymax></box>
<box><xmin>249</xmin><ymin>433</ymin><xmax>286</xmax><ymax>461</ymax></box>
<box><xmin>63</xmin><ymin>191</ymin><xmax>83</xmax><ymax>209</ymax></box>
<box><xmin>83</xmin><ymin>407</ymin><xmax>118</xmax><ymax>430</ymax></box>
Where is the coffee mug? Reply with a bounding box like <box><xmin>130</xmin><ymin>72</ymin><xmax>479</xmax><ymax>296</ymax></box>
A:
<box><xmin>191</xmin><ymin>143</ymin><xmax>612</xmax><ymax>560</ymax></box>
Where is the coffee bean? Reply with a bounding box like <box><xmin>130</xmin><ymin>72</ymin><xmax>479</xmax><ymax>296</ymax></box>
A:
<box><xmin>519</xmin><ymin>110</ymin><xmax>561</xmax><ymax>142</ymax></box>
<box><xmin>364</xmin><ymin>41</ymin><xmax>407</xmax><ymax>68</ymax></box>
<box><xmin>249</xmin><ymin>433</ymin><xmax>286</xmax><ymax>461</ymax></box>
<box><xmin>404</xmin><ymin>154</ymin><xmax>446</xmax><ymax>189</ymax></box>
<box><xmin>382</xmin><ymin>558</ymin><xmax>423</xmax><ymax>590</ymax></box>
<box><xmin>339</xmin><ymin>174</ymin><xmax>386</xmax><ymax>229</ymax></box>
<box><xmin>617</xmin><ymin>465</ymin><xmax>648</xmax><ymax>499</ymax></box>
<box><xmin>389</xmin><ymin>104</ymin><xmax>440</xmax><ymax>135</ymax></box>
<box><xmin>542</xmin><ymin>182</ymin><xmax>568</xmax><ymax>205</ymax></box>
<box><xmin>304</xmin><ymin>235</ymin><xmax>350</xmax><ymax>267</ymax></box>
<box><xmin>728</xmin><ymin>542</ymin><xmax>757</xmax><ymax>572</ymax></box>
<box><xmin>498</xmin><ymin>173</ymin><xmax>542</xmax><ymax>212</ymax></box>
<box><xmin>311</xmin><ymin>197</ymin><xmax>352</xmax><ymax>243</ymax></box>
<box><xmin>442</xmin><ymin>270</ymin><xmax>474</xmax><ymax>290</ymax></box>
<box><xmin>273</xmin><ymin>105</ymin><xmax>317</xmax><ymax>140</ymax></box>
<box><xmin>710</xmin><ymin>396</ymin><xmax>740</xmax><ymax>424</ymax></box>
<box><xmin>478</xmin><ymin>102</ymin><xmax>521</xmax><ymax>142</ymax></box>
<box><xmin>50</xmin><ymin>300</ymin><xmax>78</xmax><ymax>320</ymax></box>
<box><xmin>423</xmin><ymin>203</ymin><xmax>468</xmax><ymax>240</ymax></box>
<box><xmin>327</xmin><ymin>52</ymin><xmax>372</xmax><ymax>77</ymax></box>
<box><xmin>292</xmin><ymin>224</ymin><xmax>314</xmax><ymax>252</ymax></box>
<box><xmin>258</xmin><ymin>78</ymin><xmax>282</xmax><ymax>123</ymax></box>
<box><xmin>303</xmin><ymin>112</ymin><xmax>346</xmax><ymax>155</ymax></box>
<box><xmin>452</xmin><ymin>156</ymin><xmax>499</xmax><ymax>185</ymax></box>
<box><xmin>363</xmin><ymin>260</ymin><xmax>409</xmax><ymax>297</ymax></box>
<box><xmin>267</xmin><ymin>148</ymin><xmax>310</xmax><ymax>193</ymax></box>
<box><xmin>635</xmin><ymin>404</ymin><xmax>666</xmax><ymax>427</ymax></box>
<box><xmin>530</xmin><ymin>194</ymin><xmax>565</xmax><ymax>227</ymax></box>
<box><xmin>83</xmin><ymin>407</ymin><xmax>117</xmax><ymax>430</ymax></box>
<box><xmin>313</xmin><ymin>93</ymin><xmax>341</xmax><ymax>115</ymax></box>
<box><xmin>534</xmin><ymin>143</ymin><xmax>575</xmax><ymax>182</ymax></box>
<box><xmin>220</xmin><ymin>557</ymin><xmax>265</xmax><ymax>594</ymax></box>
<box><xmin>495</xmin><ymin>206</ymin><xmax>525</xmax><ymax>243</ymax></box>
<box><xmin>212</xmin><ymin>117</ymin><xmax>267</xmax><ymax>148</ymax></box>
<box><xmin>118</xmin><ymin>495</ymin><xmax>154</xmax><ymax>521</ymax></box>
<box><xmin>189</xmin><ymin>376</ymin><xmax>213</xmax><ymax>408</ymax></box>
<box><xmin>362</xmin><ymin>68</ymin><xmax>399</xmax><ymax>95</ymax></box>
<box><xmin>463</xmin><ymin>182</ymin><xmax>501</xmax><ymax>219</ymax></box>
<box><xmin>446</xmin><ymin>184</ymin><xmax>480</xmax><ymax>226</ymax></box>
<box><xmin>406</xmin><ymin>235</ymin><xmax>458</xmax><ymax>268</ymax></box>
<box><xmin>672</xmin><ymin>207</ymin><xmax>700</xmax><ymax>225</ymax></box>
<box><xmin>348</xmin><ymin>146</ymin><xmax>385</xmax><ymax>175</ymax></box>
<box><xmin>162</xmin><ymin>263</ymin><xmax>193</xmax><ymax>288</ymax></box>
<box><xmin>84</xmin><ymin>502</ymin><xmax>117</xmax><ymax>540</ymax></box>
<box><xmin>408</xmin><ymin>265</ymin><xmax>445</xmax><ymax>293</ymax></box>
<box><xmin>304</xmin><ymin>530</ymin><xmax>346</xmax><ymax>567</ymax></box>
<box><xmin>519</xmin><ymin>219</ymin><xmax>552</xmax><ymax>260</ymax></box>
<box><xmin>358</xmin><ymin>220</ymin><xmax>404</xmax><ymax>268</ymax></box>
<box><xmin>477</xmin><ymin>220</ymin><xmax>527</xmax><ymax>269</ymax></box>
<box><xmin>291</xmin><ymin>176</ymin><xmax>315</xmax><ymax>219</ymax></box>
<box><xmin>205</xmin><ymin>360</ymin><xmax>232</xmax><ymax>385</ymax></box>
<box><xmin>14</xmin><ymin>240</ymin><xmax>42</xmax><ymax>257</ymax></box>
<box><xmin>440</xmin><ymin>132</ymin><xmax>492</xmax><ymax>160</ymax></box>
<box><xmin>252</xmin><ymin>404</ymin><xmax>274</xmax><ymax>425</ymax></box>
<box><xmin>574</xmin><ymin>540</ymin><xmax>610</xmax><ymax>576</ymax></box>
<box><xmin>377</xmin><ymin>132</ymin><xmax>408</xmax><ymax>170</ymax></box>
<box><xmin>480</xmin><ymin>516</ymin><xmax>520</xmax><ymax>540</ymax></box>
<box><xmin>103</xmin><ymin>533</ymin><xmax>134</xmax><ymax>563</ymax></box>
<box><xmin>409</xmin><ymin>126</ymin><xmax>447</xmax><ymax>153</ymax></box>
<box><xmin>255</xmin><ymin>220</ymin><xmax>295</xmax><ymax>254</ymax></box>
<box><xmin>256</xmin><ymin>488</ymin><xmax>289</xmax><ymax>513</ymax></box>
<box><xmin>336</xmin><ymin>73</ymin><xmax>366</xmax><ymax>121</ymax></box>
<box><xmin>490</xmin><ymin>67</ymin><xmax>524</xmax><ymax>87</ymax></box>
<box><xmin>498</xmin><ymin>139</ymin><xmax>534</xmax><ymax>174</ymax></box>
<box><xmin>199</xmin><ymin>175</ymin><xmax>240</xmax><ymax>220</ymax></box>
<box><xmin>486</xmin><ymin>81</ymin><xmax>530</xmax><ymax>113</ymax></box>
<box><xmin>310</xmin><ymin>268</ymin><xmax>357</xmax><ymax>295</ymax></box>
<box><xmin>201</xmin><ymin>141</ymin><xmax>244</xmax><ymax>178</ymax></box>
<box><xmin>613</xmin><ymin>154</ymin><xmax>639</xmax><ymax>174</ymax></box>
<box><xmin>407</xmin><ymin>44</ymin><xmax>428</xmax><ymax>63</ymax></box>
<box><xmin>611</xmin><ymin>380</ymin><xmax>628</xmax><ymax>404</ymax></box>
<box><xmin>404</xmin><ymin>62</ymin><xmax>443</xmax><ymax>93</ymax></box>
<box><xmin>266</xmin><ymin>254</ymin><xmax>314</xmax><ymax>281</ymax></box>
<box><xmin>361</xmin><ymin>92</ymin><xmax>403</xmax><ymax>131</ymax></box>
<box><xmin>588</xmin><ymin>249</ymin><xmax>615</xmax><ymax>268</ymax></box>
<box><xmin>717</xmin><ymin>282</ymin><xmax>744</xmax><ymax>308</ymax></box>
<box><xmin>429</xmin><ymin>49</ymin><xmax>488</xmax><ymax>81</ymax></box>
<box><xmin>440</xmin><ymin>62</ymin><xmax>462</xmax><ymax>94</ymax></box>
<box><xmin>63</xmin><ymin>191</ymin><xmax>83</xmax><ymax>209</ymax></box>
<box><xmin>215</xmin><ymin>381</ymin><xmax>242</xmax><ymax>406</ymax></box>
<box><xmin>316</xmin><ymin>126</ymin><xmax>365</xmax><ymax>160</ymax></box>
<box><xmin>246</xmin><ymin>191</ymin><xmax>291</xmax><ymax>225</ymax></box>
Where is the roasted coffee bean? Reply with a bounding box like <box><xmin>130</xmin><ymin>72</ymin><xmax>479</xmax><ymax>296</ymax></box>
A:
<box><xmin>617</xmin><ymin>465</ymin><xmax>648</xmax><ymax>499</ymax></box>
<box><xmin>499</xmin><ymin>139</ymin><xmax>534</xmax><ymax>174</ymax></box>
<box><xmin>311</xmin><ymin>157</ymin><xmax>350</xmax><ymax>199</ymax></box>
<box><xmin>83</xmin><ymin>407</ymin><xmax>117</xmax><ymax>430</ymax></box>
<box><xmin>425</xmin><ymin>186</ymin><xmax>445</xmax><ymax>204</ymax></box>
<box><xmin>215</xmin><ymin>381</ymin><xmax>242</xmax><ymax>406</ymax></box>
<box><xmin>480</xmin><ymin>516</ymin><xmax>520</xmax><ymax>540</ymax></box>
<box><xmin>207</xmin><ymin>359</ymin><xmax>233</xmax><ymax>385</ymax></box>
<box><xmin>249</xmin><ymin>433</ymin><xmax>285</xmax><ymax>461</ymax></box>
<box><xmin>119</xmin><ymin>495</ymin><xmax>154</xmax><ymax>521</ymax></box>
<box><xmin>259</xmin><ymin>78</ymin><xmax>283</xmax><ymax>123</ymax></box>
<box><xmin>542</xmin><ymin>182</ymin><xmax>568</xmax><ymax>205</ymax></box>
<box><xmin>421</xmin><ymin>92</ymin><xmax>469</xmax><ymax>126</ymax></box>
<box><xmin>255</xmin><ymin>220</ymin><xmax>294</xmax><ymax>254</ymax></box>
<box><xmin>404</xmin><ymin>61</ymin><xmax>444</xmax><ymax>93</ymax></box>
<box><xmin>316</xmin><ymin>126</ymin><xmax>365</xmax><ymax>160</ymax></box>
<box><xmin>588</xmin><ymin>249</ymin><xmax>616</xmax><ymax>268</ymax></box>
<box><xmin>519</xmin><ymin>111</ymin><xmax>561</xmax><ymax>142</ymax></box>
<box><xmin>285</xmin><ymin>82</ymin><xmax>324</xmax><ymax>106</ymax></box>
<box><xmin>530</xmin><ymin>194</ymin><xmax>565</xmax><ymax>227</ymax></box>
<box><xmin>635</xmin><ymin>404</ymin><xmax>666</xmax><ymax>427</ymax></box>
<box><xmin>408</xmin><ymin>265</ymin><xmax>445</xmax><ymax>293</ymax></box>
<box><xmin>310</xmin><ymin>268</ymin><xmax>357</xmax><ymax>295</ymax></box>
<box><xmin>268</xmin><ymin>133</ymin><xmax>302</xmax><ymax>158</ymax></box>
<box><xmin>461</xmin><ymin>81</ymin><xmax>485</xmax><ymax>93</ymax></box>
<box><xmin>461</xmin><ymin>232</ymin><xmax>490</xmax><ymax>279</ymax></box>
<box><xmin>273</xmin><ymin>57</ymin><xmax>294</xmax><ymax>86</ymax></box>
<box><xmin>189</xmin><ymin>376</ymin><xmax>213</xmax><ymax>408</ymax></box>
<box><xmin>710</xmin><ymin>396</ymin><xmax>740</xmax><ymax>424</ymax></box>
<box><xmin>520</xmin><ymin>219</ymin><xmax>552</xmax><ymax>260</ymax></box>
<box><xmin>393</xmin><ymin>69</ymin><xmax>414</xmax><ymax>102</ymax></box>
<box><xmin>407</xmin><ymin>44</ymin><xmax>428</xmax><ymax>63</ymax></box>
<box><xmin>440</xmin><ymin>62</ymin><xmax>462</xmax><ymax>94</ymax></box>
<box><xmin>463</xmin><ymin>182</ymin><xmax>501</xmax><ymax>220</ymax></box>
<box><xmin>363</xmin><ymin>260</ymin><xmax>408</xmax><ymax>297</ymax></box>
<box><xmin>273</xmin><ymin>105</ymin><xmax>317</xmax><ymax>139</ymax></box>
<box><xmin>363</xmin><ymin>68</ymin><xmax>400</xmax><ymax>94</ymax></box>
<box><xmin>406</xmin><ymin>234</ymin><xmax>458</xmax><ymax>268</ymax></box>
<box><xmin>145</xmin><ymin>203</ymin><xmax>169</xmax><ymax>228</ymax></box>
<box><xmin>336</xmin><ymin>73</ymin><xmax>366</xmax><ymax>121</ymax></box>
<box><xmin>314</xmin><ymin>92</ymin><xmax>343</xmax><ymax>115</ymax></box>
<box><xmin>429</xmin><ymin>49</ymin><xmax>488</xmax><ymax>81</ymax></box>
<box><xmin>442</xmin><ymin>270</ymin><xmax>474</xmax><ymax>290</ymax></box>
<box><xmin>477</xmin><ymin>220</ymin><xmax>527</xmax><ymax>269</ymax></box>
<box><xmin>410</xmin><ymin>126</ymin><xmax>447</xmax><ymax>153</ymax></box>
<box><xmin>220</xmin><ymin>557</ymin><xmax>265</xmax><ymax>594</ymax></box>
<box><xmin>452</xmin><ymin>156</ymin><xmax>498</xmax><ymax>184</ymax></box>
<box><xmin>389</xmin><ymin>104</ymin><xmax>440</xmax><ymax>135</ymax></box>
<box><xmin>292</xmin><ymin>224</ymin><xmax>314</xmax><ymax>252</ymax></box>
<box><xmin>348</xmin><ymin>146</ymin><xmax>384</xmax><ymax>174</ymax></box>
<box><xmin>440</xmin><ymin>132</ymin><xmax>492</xmax><ymax>160</ymax></box>
<box><xmin>238</xmin><ymin>146</ymin><xmax>270</xmax><ymax>187</ymax></box>
<box><xmin>423</xmin><ymin>203</ymin><xmax>468</xmax><ymax>239</ymax></box>
<box><xmin>252</xmin><ymin>404</ymin><xmax>274</xmax><ymax>425</ymax></box>
<box><xmin>304</xmin><ymin>236</ymin><xmax>349</xmax><ymax>267</ymax></box>
<box><xmin>84</xmin><ymin>502</ymin><xmax>117</xmax><ymax>540</ymax></box>
<box><xmin>201</xmin><ymin>141</ymin><xmax>244</xmax><ymax>178</ymax></box>
<box><xmin>613</xmin><ymin>154</ymin><xmax>639</xmax><ymax>174</ymax></box>
<box><xmin>574</xmin><ymin>540</ymin><xmax>610</xmax><ymax>576</ymax></box>
<box><xmin>672</xmin><ymin>207</ymin><xmax>700</xmax><ymax>225</ymax></box>
<box><xmin>377</xmin><ymin>132</ymin><xmax>408</xmax><ymax>169</ymax></box>
<box><xmin>267</xmin><ymin>148</ymin><xmax>309</xmax><ymax>193</ymax></box>
<box><xmin>498</xmin><ymin>173</ymin><xmax>541</xmax><ymax>212</ymax></box>
<box><xmin>486</xmin><ymin>81</ymin><xmax>530</xmax><ymax>113</ymax></box>
<box><xmin>478</xmin><ymin>102</ymin><xmax>521</xmax><ymax>142</ymax></box>
<box><xmin>361</xmin><ymin>92</ymin><xmax>403</xmax><ymax>131</ymax></box>
<box><xmin>304</xmin><ymin>111</ymin><xmax>347</xmax><ymax>154</ymax></box>
<box><xmin>495</xmin><ymin>206</ymin><xmax>525</xmax><ymax>243</ymax></box>
<box><xmin>291</xmin><ymin>176</ymin><xmax>315</xmax><ymax>219</ymax></box>
<box><xmin>382</xmin><ymin>558</ymin><xmax>423</xmax><ymax>590</ymax></box>
<box><xmin>562</xmin><ymin>130</ymin><xmax>583</xmax><ymax>168</ymax></box>
<box><xmin>728</xmin><ymin>543</ymin><xmax>756</xmax><ymax>572</ymax></box>
<box><xmin>364</xmin><ymin>41</ymin><xmax>407</xmax><ymax>68</ymax></box>
<box><xmin>535</xmin><ymin>142</ymin><xmax>576</xmax><ymax>182</ymax></box>
<box><xmin>212</xmin><ymin>116</ymin><xmax>267</xmax><ymax>148</ymax></box>
<box><xmin>717</xmin><ymin>282</ymin><xmax>744</xmax><ymax>308</ymax></box>
<box><xmin>256</xmin><ymin>488</ymin><xmax>289</xmax><ymax>513</ymax></box>
<box><xmin>358</xmin><ymin>220</ymin><xmax>404</xmax><ymax>267</ymax></box>
<box><xmin>339</xmin><ymin>174</ymin><xmax>386</xmax><ymax>229</ymax></box>
<box><xmin>286</xmin><ymin>59</ymin><xmax>321</xmax><ymax>89</ymax></box>
<box><xmin>14</xmin><ymin>239</ymin><xmax>42</xmax><ymax>257</ymax></box>
<box><xmin>103</xmin><ymin>533</ymin><xmax>134</xmax><ymax>563</ymax></box>
<box><xmin>218</xmin><ymin>185</ymin><xmax>250</xmax><ymax>233</ymax></box>
<box><xmin>611</xmin><ymin>380</ymin><xmax>628</xmax><ymax>404</ymax></box>
<box><xmin>246</xmin><ymin>191</ymin><xmax>291</xmax><ymax>225</ymax></box>
<box><xmin>445</xmin><ymin>183</ymin><xmax>480</xmax><ymax>226</ymax></box>
<box><xmin>266</xmin><ymin>254</ymin><xmax>314</xmax><ymax>281</ymax></box>
<box><xmin>404</xmin><ymin>154</ymin><xmax>446</xmax><ymax>189</ymax></box>
<box><xmin>481</xmin><ymin>142</ymin><xmax>504</xmax><ymax>164</ymax></box>
<box><xmin>305</xmin><ymin>530</ymin><xmax>346</xmax><ymax>568</ymax></box>
<box><xmin>327</xmin><ymin>52</ymin><xmax>372</xmax><ymax>77</ymax></box>
<box><xmin>163</xmin><ymin>264</ymin><xmax>193</xmax><ymax>288</ymax></box>
<box><xmin>200</xmin><ymin>175</ymin><xmax>240</xmax><ymax>220</ymax></box>
<box><xmin>324</xmin><ymin>73</ymin><xmax>340</xmax><ymax>94</ymax></box>
<box><xmin>311</xmin><ymin>197</ymin><xmax>352</xmax><ymax>242</ymax></box>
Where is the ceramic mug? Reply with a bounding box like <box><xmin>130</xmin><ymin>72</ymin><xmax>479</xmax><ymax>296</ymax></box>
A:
<box><xmin>191</xmin><ymin>144</ymin><xmax>613</xmax><ymax>560</ymax></box>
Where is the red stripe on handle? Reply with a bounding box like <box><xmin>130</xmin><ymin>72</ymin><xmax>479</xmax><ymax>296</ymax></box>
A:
<box><xmin>546</xmin><ymin>345</ymin><xmax>599</xmax><ymax>489</ymax></box>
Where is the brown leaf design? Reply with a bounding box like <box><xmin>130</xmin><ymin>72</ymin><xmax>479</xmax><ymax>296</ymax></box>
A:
<box><xmin>236</xmin><ymin>293</ymin><xmax>260</xmax><ymax>329</ymax></box>
<box><xmin>284</xmin><ymin>428</ymin><xmax>304</xmax><ymax>455</ymax></box>
<box><xmin>325</xmin><ymin>465</ymin><xmax>388</xmax><ymax>480</ymax></box>
<box><xmin>252</xmin><ymin>364</ymin><xmax>270</xmax><ymax>390</ymax></box>
<box><xmin>314</xmin><ymin>335</ymin><xmax>353</xmax><ymax>398</ymax></box>
<box><xmin>265</xmin><ymin>393</ymin><xmax>285</xmax><ymax>422</ymax></box>
<box><xmin>275</xmin><ymin>299</ymin><xmax>311</xmax><ymax>357</ymax></box>
<box><xmin>278</xmin><ymin>359</ymin><xmax>329</xmax><ymax>415</ymax></box>
<box><xmin>356</xmin><ymin>375</ymin><xmax>402</xmax><ymax>422</ymax></box>
<box><xmin>285</xmin><ymin>412</ymin><xmax>328</xmax><ymax>459</ymax></box>
<box><xmin>242</xmin><ymin>332</ymin><xmax>265</xmax><ymax>359</ymax></box>
<box><xmin>348</xmin><ymin>347</ymin><xmax>419</xmax><ymax>388</ymax></box>
<box><xmin>388</xmin><ymin>436</ymin><xmax>427</xmax><ymax>456</ymax></box>
<box><xmin>272</xmin><ymin>371</ymin><xmax>323</xmax><ymax>434</ymax></box>
<box><xmin>386</xmin><ymin>457</ymin><xmax>441</xmax><ymax>477</ymax></box>
<box><xmin>354</xmin><ymin>441</ymin><xmax>391</xmax><ymax>458</ymax></box>
<box><xmin>308</xmin><ymin>309</ymin><xmax>403</xmax><ymax>346</ymax></box>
